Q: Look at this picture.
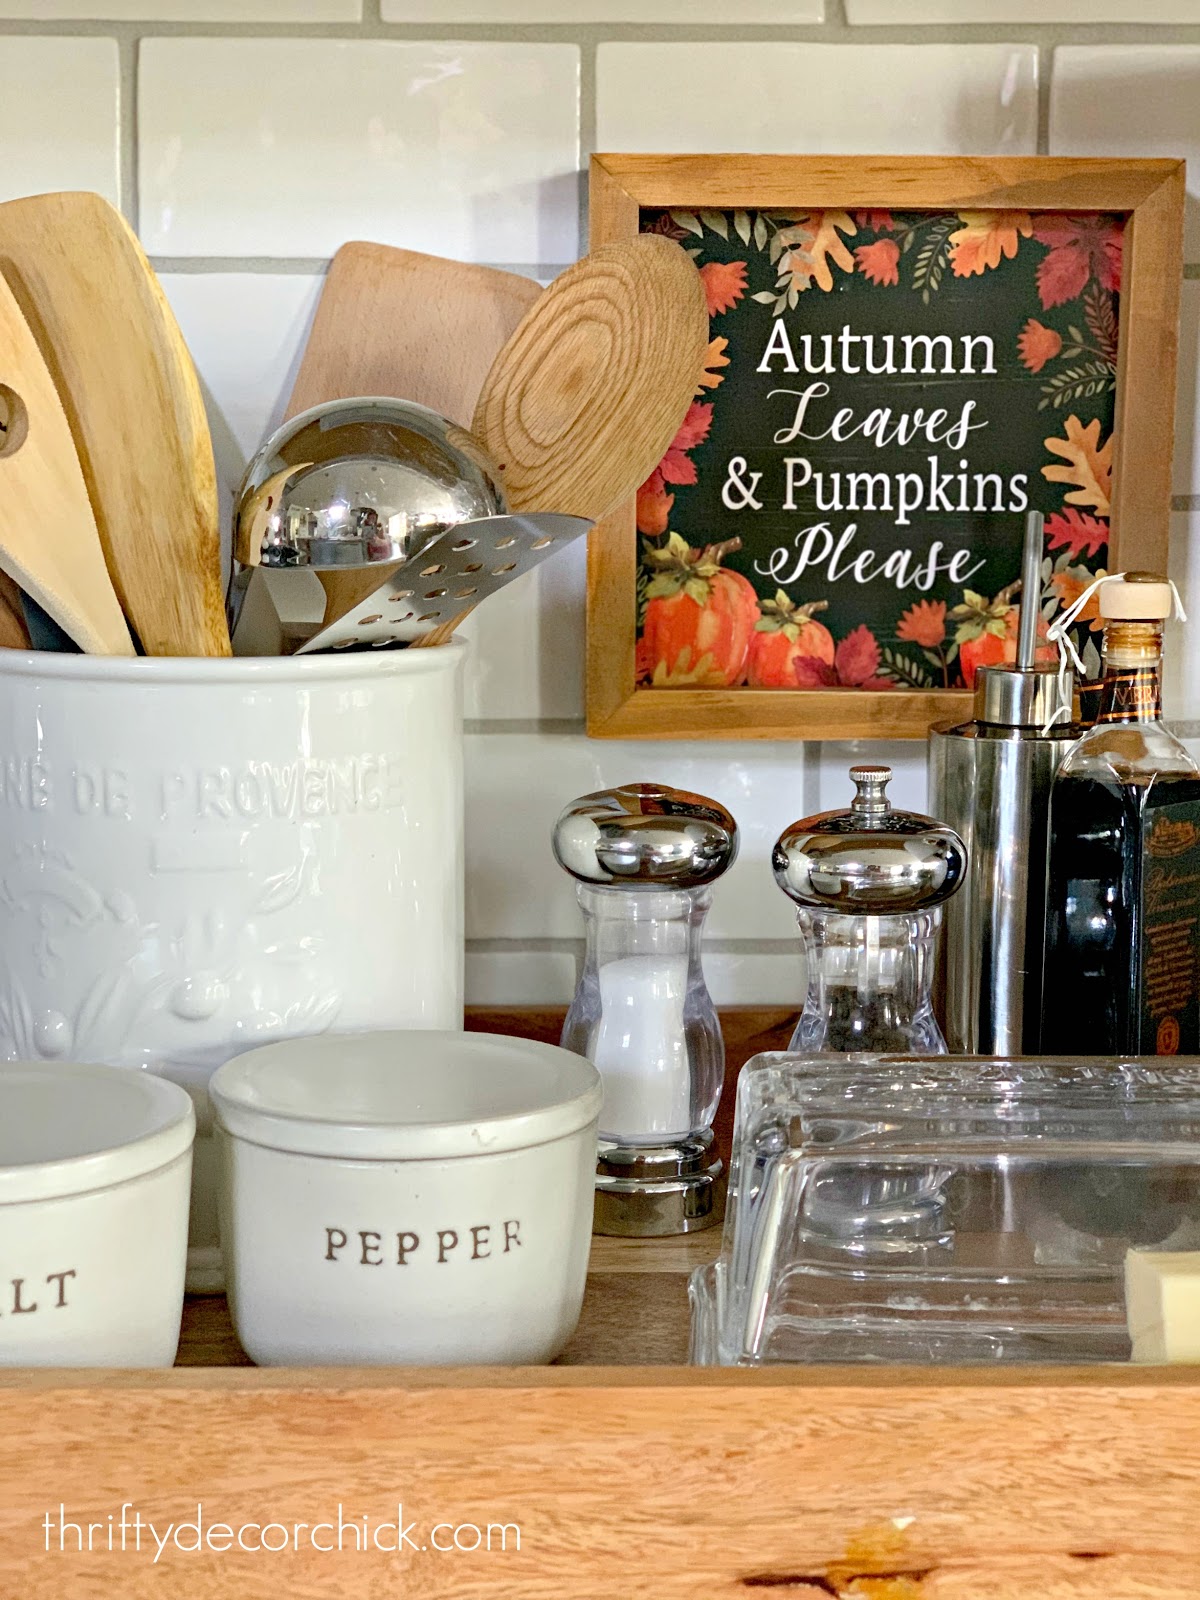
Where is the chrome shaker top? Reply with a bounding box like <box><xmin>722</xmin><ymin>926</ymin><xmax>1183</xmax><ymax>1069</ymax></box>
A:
<box><xmin>552</xmin><ymin>783</ymin><xmax>738</xmax><ymax>889</ymax></box>
<box><xmin>773</xmin><ymin>765</ymin><xmax>967</xmax><ymax>914</ymax></box>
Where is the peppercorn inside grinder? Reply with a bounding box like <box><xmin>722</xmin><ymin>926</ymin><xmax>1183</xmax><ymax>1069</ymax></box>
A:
<box><xmin>773</xmin><ymin>765</ymin><xmax>967</xmax><ymax>1054</ymax></box>
<box><xmin>553</xmin><ymin>784</ymin><xmax>738</xmax><ymax>1235</ymax></box>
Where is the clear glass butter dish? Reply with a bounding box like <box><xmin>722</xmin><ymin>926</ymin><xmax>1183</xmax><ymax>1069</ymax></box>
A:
<box><xmin>690</xmin><ymin>1054</ymin><xmax>1200</xmax><ymax>1366</ymax></box>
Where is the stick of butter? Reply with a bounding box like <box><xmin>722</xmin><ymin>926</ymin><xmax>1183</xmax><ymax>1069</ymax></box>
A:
<box><xmin>1125</xmin><ymin>1251</ymin><xmax>1200</xmax><ymax>1363</ymax></box>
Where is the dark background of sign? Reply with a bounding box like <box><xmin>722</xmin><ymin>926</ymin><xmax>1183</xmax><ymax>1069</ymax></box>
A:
<box><xmin>638</xmin><ymin>206</ymin><xmax>1119</xmax><ymax>690</ymax></box>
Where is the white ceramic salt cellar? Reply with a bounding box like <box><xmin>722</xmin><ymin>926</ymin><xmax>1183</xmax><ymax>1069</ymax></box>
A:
<box><xmin>553</xmin><ymin>783</ymin><xmax>738</xmax><ymax>1236</ymax></box>
<box><xmin>0</xmin><ymin>1061</ymin><xmax>194</xmax><ymax>1367</ymax></box>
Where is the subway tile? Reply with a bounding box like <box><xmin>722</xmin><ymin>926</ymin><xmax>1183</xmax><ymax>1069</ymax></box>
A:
<box><xmin>596</xmin><ymin>43</ymin><xmax>1037</xmax><ymax>157</ymax></box>
<box><xmin>848</xmin><ymin>0</ymin><xmax>1197</xmax><ymax>18</ymax></box>
<box><xmin>160</xmin><ymin>273</ymin><xmax>324</xmax><ymax>462</ymax></box>
<box><xmin>0</xmin><ymin>0</ymin><xmax>357</xmax><ymax>14</ymax></box>
<box><xmin>464</xmin><ymin>733</ymin><xmax>808</xmax><ymax>942</ymax></box>
<box><xmin>139</xmin><ymin>39</ymin><xmax>580</xmax><ymax>262</ymax></box>
<box><xmin>385</xmin><ymin>0</ymin><xmax>819</xmax><ymax>16</ymax></box>
<box><xmin>704</xmin><ymin>950</ymin><xmax>803</xmax><ymax>1008</ymax></box>
<box><xmin>459</xmin><ymin>534</ymin><xmax>586</xmax><ymax>720</ymax></box>
<box><xmin>159</xmin><ymin>273</ymin><xmax>324</xmax><ymax>570</ymax></box>
<box><xmin>1051</xmin><ymin>47</ymin><xmax>1200</xmax><ymax>256</ymax></box>
<box><xmin>0</xmin><ymin>38</ymin><xmax>119</xmax><ymax>207</ymax></box>
<box><xmin>816</xmin><ymin>741</ymin><xmax>930</xmax><ymax>817</ymax></box>
<box><xmin>465</xmin><ymin>948</ymin><xmax>578</xmax><ymax>1005</ymax></box>
<box><xmin>1165</xmin><ymin>513</ymin><xmax>1198</xmax><ymax>723</ymax></box>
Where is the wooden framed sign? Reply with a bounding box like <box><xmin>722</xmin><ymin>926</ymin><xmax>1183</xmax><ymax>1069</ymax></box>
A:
<box><xmin>587</xmin><ymin>155</ymin><xmax>1184</xmax><ymax>740</ymax></box>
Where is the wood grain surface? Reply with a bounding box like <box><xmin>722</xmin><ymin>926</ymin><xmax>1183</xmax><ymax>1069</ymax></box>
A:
<box><xmin>3</xmin><ymin>1366</ymin><xmax>1200</xmax><ymax>1597</ymax></box>
<box><xmin>0</xmin><ymin>270</ymin><xmax>133</xmax><ymax>654</ymax></box>
<box><xmin>284</xmin><ymin>243</ymin><xmax>543</xmax><ymax>630</ymax></box>
<box><xmin>0</xmin><ymin>191</ymin><xmax>227</xmax><ymax>656</ymax></box>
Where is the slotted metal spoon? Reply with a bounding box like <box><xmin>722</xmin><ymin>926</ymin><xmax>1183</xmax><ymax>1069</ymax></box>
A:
<box><xmin>292</xmin><ymin>511</ymin><xmax>590</xmax><ymax>654</ymax></box>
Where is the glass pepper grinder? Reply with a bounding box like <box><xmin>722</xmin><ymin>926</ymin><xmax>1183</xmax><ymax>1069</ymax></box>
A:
<box><xmin>553</xmin><ymin>783</ymin><xmax>738</xmax><ymax>1236</ymax></box>
<box><xmin>772</xmin><ymin>765</ymin><xmax>967</xmax><ymax>1055</ymax></box>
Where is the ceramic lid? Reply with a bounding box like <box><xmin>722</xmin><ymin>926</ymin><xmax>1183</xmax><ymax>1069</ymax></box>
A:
<box><xmin>773</xmin><ymin>765</ymin><xmax>967</xmax><ymax>915</ymax></box>
<box><xmin>209</xmin><ymin>1031</ymin><xmax>604</xmax><ymax>1160</ymax></box>
<box><xmin>0</xmin><ymin>1062</ymin><xmax>195</xmax><ymax>1205</ymax></box>
<box><xmin>552</xmin><ymin>782</ymin><xmax>738</xmax><ymax>888</ymax></box>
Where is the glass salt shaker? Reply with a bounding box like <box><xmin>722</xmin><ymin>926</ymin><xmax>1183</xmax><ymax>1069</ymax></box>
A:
<box><xmin>553</xmin><ymin>783</ymin><xmax>738</xmax><ymax>1235</ymax></box>
<box><xmin>772</xmin><ymin>765</ymin><xmax>967</xmax><ymax>1055</ymax></box>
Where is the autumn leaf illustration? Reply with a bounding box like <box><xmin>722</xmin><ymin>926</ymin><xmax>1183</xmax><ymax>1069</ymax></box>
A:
<box><xmin>699</xmin><ymin>259</ymin><xmax>748</xmax><ymax>316</ymax></box>
<box><xmin>1042</xmin><ymin>414</ymin><xmax>1113</xmax><ymax>516</ymax></box>
<box><xmin>1017</xmin><ymin>318</ymin><xmax>1063</xmax><ymax>374</ymax></box>
<box><xmin>657</xmin><ymin>401</ymin><xmax>713</xmax><ymax>487</ymax></box>
<box><xmin>1045</xmin><ymin>508</ymin><xmax>1110</xmax><ymax>559</ymax></box>
<box><xmin>776</xmin><ymin>211</ymin><xmax>857</xmax><ymax>293</ymax></box>
<box><xmin>696</xmin><ymin>335</ymin><xmax>729</xmax><ymax>393</ymax></box>
<box><xmin>854</xmin><ymin>238</ymin><xmax>900</xmax><ymax>287</ymax></box>
<box><xmin>947</xmin><ymin>211</ymin><xmax>1033</xmax><ymax>278</ymax></box>
<box><xmin>795</xmin><ymin>624</ymin><xmax>894</xmax><ymax>690</ymax></box>
<box><xmin>1050</xmin><ymin>563</ymin><xmax>1108</xmax><ymax>631</ymax></box>
<box><xmin>1032</xmin><ymin>213</ymin><xmax>1122</xmax><ymax>309</ymax></box>
<box><xmin>896</xmin><ymin>599</ymin><xmax>947</xmax><ymax>648</ymax></box>
<box><xmin>853</xmin><ymin>209</ymin><xmax>895</xmax><ymax>232</ymax></box>
<box><xmin>636</xmin><ymin>472</ymin><xmax>673</xmax><ymax>537</ymax></box>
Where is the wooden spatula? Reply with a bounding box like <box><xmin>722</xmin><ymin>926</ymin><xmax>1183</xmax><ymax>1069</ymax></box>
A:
<box><xmin>0</xmin><ymin>272</ymin><xmax>134</xmax><ymax>654</ymax></box>
<box><xmin>414</xmin><ymin>236</ymin><xmax>710</xmax><ymax>648</ymax></box>
<box><xmin>0</xmin><ymin>191</ymin><xmax>228</xmax><ymax>656</ymax></box>
<box><xmin>285</xmin><ymin>242</ymin><xmax>543</xmax><ymax>628</ymax></box>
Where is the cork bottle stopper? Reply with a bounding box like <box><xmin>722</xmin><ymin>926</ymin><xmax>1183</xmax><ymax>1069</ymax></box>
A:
<box><xmin>1098</xmin><ymin>572</ymin><xmax>1173</xmax><ymax>621</ymax></box>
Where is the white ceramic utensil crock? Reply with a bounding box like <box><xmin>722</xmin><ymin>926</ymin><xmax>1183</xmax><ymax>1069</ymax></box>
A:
<box><xmin>209</xmin><ymin>1031</ymin><xmax>602</xmax><ymax>1366</ymax></box>
<box><xmin>0</xmin><ymin>1062</ymin><xmax>194</xmax><ymax>1366</ymax></box>
<box><xmin>0</xmin><ymin>646</ymin><xmax>466</xmax><ymax>1289</ymax></box>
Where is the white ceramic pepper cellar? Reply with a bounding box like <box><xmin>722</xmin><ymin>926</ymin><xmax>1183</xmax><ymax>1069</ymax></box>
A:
<box><xmin>553</xmin><ymin>783</ymin><xmax>738</xmax><ymax>1236</ymax></box>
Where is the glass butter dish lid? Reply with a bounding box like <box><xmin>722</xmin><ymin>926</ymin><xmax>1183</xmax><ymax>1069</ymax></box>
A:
<box><xmin>690</xmin><ymin>1054</ymin><xmax>1200</xmax><ymax>1366</ymax></box>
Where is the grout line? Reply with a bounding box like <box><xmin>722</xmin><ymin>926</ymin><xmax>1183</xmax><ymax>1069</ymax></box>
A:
<box><xmin>464</xmin><ymin>717</ymin><xmax>585</xmax><ymax>735</ymax></box>
<box><xmin>1035</xmin><ymin>39</ymin><xmax>1051</xmax><ymax>156</ymax></box>
<box><xmin>3</xmin><ymin>17</ymin><xmax>1200</xmax><ymax>45</ymax></box>
<box><xmin>147</xmin><ymin>255</ymin><xmax>568</xmax><ymax>277</ymax></box>
<box><xmin>1173</xmin><ymin>495</ymin><xmax>1200</xmax><ymax>510</ymax></box>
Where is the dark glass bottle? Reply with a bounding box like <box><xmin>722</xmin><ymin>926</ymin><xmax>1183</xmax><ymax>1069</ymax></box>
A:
<box><xmin>1042</xmin><ymin>575</ymin><xmax>1200</xmax><ymax>1057</ymax></box>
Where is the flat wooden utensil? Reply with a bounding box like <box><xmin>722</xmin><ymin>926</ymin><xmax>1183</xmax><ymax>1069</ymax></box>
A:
<box><xmin>285</xmin><ymin>242</ymin><xmax>543</xmax><ymax>629</ymax></box>
<box><xmin>414</xmin><ymin>235</ymin><xmax>710</xmax><ymax>648</ymax></box>
<box><xmin>0</xmin><ymin>191</ymin><xmax>228</xmax><ymax>656</ymax></box>
<box><xmin>0</xmin><ymin>272</ymin><xmax>134</xmax><ymax>654</ymax></box>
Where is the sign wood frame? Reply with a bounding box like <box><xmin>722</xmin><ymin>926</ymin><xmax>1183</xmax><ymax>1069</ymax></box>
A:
<box><xmin>586</xmin><ymin>154</ymin><xmax>1185</xmax><ymax>741</ymax></box>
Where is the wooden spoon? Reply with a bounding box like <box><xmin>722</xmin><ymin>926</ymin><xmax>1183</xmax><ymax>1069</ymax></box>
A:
<box><xmin>415</xmin><ymin>235</ymin><xmax>709</xmax><ymax>647</ymax></box>
<box><xmin>285</xmin><ymin>243</ymin><xmax>543</xmax><ymax>628</ymax></box>
<box><xmin>0</xmin><ymin>191</ymin><xmax>228</xmax><ymax>655</ymax></box>
<box><xmin>0</xmin><ymin>571</ymin><xmax>32</xmax><ymax>650</ymax></box>
<box><xmin>0</xmin><ymin>272</ymin><xmax>134</xmax><ymax>654</ymax></box>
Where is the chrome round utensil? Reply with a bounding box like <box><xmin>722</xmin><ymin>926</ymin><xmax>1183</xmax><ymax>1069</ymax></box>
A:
<box><xmin>233</xmin><ymin>397</ymin><xmax>505</xmax><ymax>570</ymax></box>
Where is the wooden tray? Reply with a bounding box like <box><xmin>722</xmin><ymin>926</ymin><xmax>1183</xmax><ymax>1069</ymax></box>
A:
<box><xmin>3</xmin><ymin>1009</ymin><xmax>1200</xmax><ymax>1598</ymax></box>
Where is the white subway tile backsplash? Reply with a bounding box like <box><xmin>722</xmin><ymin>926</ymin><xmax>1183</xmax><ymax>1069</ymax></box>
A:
<box><xmin>1051</xmin><ymin>47</ymin><xmax>1200</xmax><ymax>256</ymax></box>
<box><xmin>848</xmin><ymin>0</ymin><xmax>1198</xmax><ymax>19</ymax></box>
<box><xmin>817</xmin><ymin>741</ymin><xmax>930</xmax><ymax>816</ymax></box>
<box><xmin>459</xmin><ymin>535</ymin><xmax>586</xmax><ymax>721</ymax></box>
<box><xmin>596</xmin><ymin>43</ymin><xmax>1037</xmax><ymax>157</ymax></box>
<box><xmin>0</xmin><ymin>38</ymin><xmax>120</xmax><ymax>208</ymax></box>
<box><xmin>160</xmin><ymin>273</ymin><xmax>324</xmax><ymax>462</ymax></box>
<box><xmin>139</xmin><ymin>39</ymin><xmax>580</xmax><ymax>262</ymax></box>
<box><xmin>385</xmin><ymin>0</ymin><xmax>820</xmax><ymax>17</ymax></box>
<box><xmin>0</xmin><ymin>1</ymin><xmax>357</xmax><ymax>14</ymax></box>
<box><xmin>464</xmin><ymin>948</ymin><xmax>577</xmax><ymax>1005</ymax></box>
<box><xmin>704</xmin><ymin>951</ymin><xmax>803</xmax><ymax>1007</ymax></box>
<box><xmin>464</xmin><ymin>733</ymin><xmax>809</xmax><ymax>943</ymax></box>
<box><xmin>1165</xmin><ymin>513</ymin><xmax>1199</xmax><ymax>724</ymax></box>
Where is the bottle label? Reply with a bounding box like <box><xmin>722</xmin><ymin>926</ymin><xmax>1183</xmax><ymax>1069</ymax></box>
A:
<box><xmin>1097</xmin><ymin>665</ymin><xmax>1161</xmax><ymax>725</ymax></box>
<box><xmin>1140</xmin><ymin>798</ymin><xmax>1200</xmax><ymax>1054</ymax></box>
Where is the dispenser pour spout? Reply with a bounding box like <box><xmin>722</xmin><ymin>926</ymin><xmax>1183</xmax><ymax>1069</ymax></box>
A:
<box><xmin>1016</xmin><ymin>509</ymin><xmax>1044</xmax><ymax>670</ymax></box>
